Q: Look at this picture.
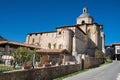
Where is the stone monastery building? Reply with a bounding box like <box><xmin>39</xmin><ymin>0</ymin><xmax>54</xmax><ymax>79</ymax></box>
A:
<box><xmin>25</xmin><ymin>7</ymin><xmax>105</xmax><ymax>63</ymax></box>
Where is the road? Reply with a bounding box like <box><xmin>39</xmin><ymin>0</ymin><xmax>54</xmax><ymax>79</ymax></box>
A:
<box><xmin>64</xmin><ymin>61</ymin><xmax>120</xmax><ymax>80</ymax></box>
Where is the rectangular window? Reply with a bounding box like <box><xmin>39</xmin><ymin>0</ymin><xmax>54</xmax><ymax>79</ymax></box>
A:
<box><xmin>117</xmin><ymin>49</ymin><xmax>120</xmax><ymax>54</ymax></box>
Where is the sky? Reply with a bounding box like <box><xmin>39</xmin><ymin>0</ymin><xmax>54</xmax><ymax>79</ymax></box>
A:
<box><xmin>0</xmin><ymin>0</ymin><xmax>120</xmax><ymax>45</ymax></box>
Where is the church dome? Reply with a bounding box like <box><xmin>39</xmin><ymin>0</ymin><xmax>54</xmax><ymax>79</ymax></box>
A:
<box><xmin>79</xmin><ymin>13</ymin><xmax>91</xmax><ymax>17</ymax></box>
<box><xmin>79</xmin><ymin>7</ymin><xmax>92</xmax><ymax>18</ymax></box>
<box><xmin>77</xmin><ymin>7</ymin><xmax>94</xmax><ymax>24</ymax></box>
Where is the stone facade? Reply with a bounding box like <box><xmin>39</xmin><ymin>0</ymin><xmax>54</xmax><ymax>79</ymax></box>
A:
<box><xmin>25</xmin><ymin>7</ymin><xmax>105</xmax><ymax>62</ymax></box>
<box><xmin>77</xmin><ymin>8</ymin><xmax>105</xmax><ymax>56</ymax></box>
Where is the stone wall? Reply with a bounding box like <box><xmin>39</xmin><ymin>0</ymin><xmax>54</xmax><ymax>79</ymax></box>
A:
<box><xmin>0</xmin><ymin>58</ymin><xmax>104</xmax><ymax>80</ymax></box>
<box><xmin>0</xmin><ymin>64</ymin><xmax>81</xmax><ymax>80</ymax></box>
<box><xmin>84</xmin><ymin>57</ymin><xmax>104</xmax><ymax>69</ymax></box>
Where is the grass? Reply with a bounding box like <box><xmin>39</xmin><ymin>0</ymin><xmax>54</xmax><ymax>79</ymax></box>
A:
<box><xmin>99</xmin><ymin>62</ymin><xmax>110</xmax><ymax>67</ymax></box>
<box><xmin>0</xmin><ymin>65</ymin><xmax>14</xmax><ymax>72</ymax></box>
<box><xmin>0</xmin><ymin>64</ymin><xmax>20</xmax><ymax>72</ymax></box>
<box><xmin>53</xmin><ymin>62</ymin><xmax>110</xmax><ymax>80</ymax></box>
<box><xmin>53</xmin><ymin>69</ymin><xmax>88</xmax><ymax>80</ymax></box>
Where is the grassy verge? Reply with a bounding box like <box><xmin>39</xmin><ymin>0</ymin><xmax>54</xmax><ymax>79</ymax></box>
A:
<box><xmin>53</xmin><ymin>69</ymin><xmax>88</xmax><ymax>80</ymax></box>
<box><xmin>0</xmin><ymin>64</ymin><xmax>20</xmax><ymax>72</ymax></box>
<box><xmin>53</xmin><ymin>62</ymin><xmax>110</xmax><ymax>80</ymax></box>
<box><xmin>0</xmin><ymin>65</ymin><xmax>14</xmax><ymax>72</ymax></box>
<box><xmin>99</xmin><ymin>61</ymin><xmax>110</xmax><ymax>67</ymax></box>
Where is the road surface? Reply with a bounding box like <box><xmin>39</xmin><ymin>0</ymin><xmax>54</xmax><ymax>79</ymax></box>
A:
<box><xmin>64</xmin><ymin>61</ymin><xmax>120</xmax><ymax>80</ymax></box>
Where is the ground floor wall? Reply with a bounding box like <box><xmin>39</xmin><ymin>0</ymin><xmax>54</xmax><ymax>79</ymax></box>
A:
<box><xmin>112</xmin><ymin>54</ymin><xmax>120</xmax><ymax>60</ymax></box>
<box><xmin>84</xmin><ymin>57</ymin><xmax>104</xmax><ymax>69</ymax></box>
<box><xmin>0</xmin><ymin>58</ymin><xmax>104</xmax><ymax>80</ymax></box>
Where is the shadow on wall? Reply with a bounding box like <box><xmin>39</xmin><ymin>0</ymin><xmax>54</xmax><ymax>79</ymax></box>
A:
<box><xmin>86</xmin><ymin>37</ymin><xmax>98</xmax><ymax>57</ymax></box>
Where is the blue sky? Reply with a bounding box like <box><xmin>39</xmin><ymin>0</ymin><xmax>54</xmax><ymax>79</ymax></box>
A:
<box><xmin>0</xmin><ymin>0</ymin><xmax>120</xmax><ymax>45</ymax></box>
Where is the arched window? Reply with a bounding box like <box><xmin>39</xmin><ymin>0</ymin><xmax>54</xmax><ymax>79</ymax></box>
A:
<box><xmin>53</xmin><ymin>43</ymin><xmax>56</xmax><ymax>49</ymax></box>
<box><xmin>58</xmin><ymin>44</ymin><xmax>62</xmax><ymax>49</ymax></box>
<box><xmin>48</xmin><ymin>43</ymin><xmax>51</xmax><ymax>49</ymax></box>
<box><xmin>82</xmin><ymin>20</ymin><xmax>85</xmax><ymax>24</ymax></box>
<box><xmin>58</xmin><ymin>32</ymin><xmax>61</xmax><ymax>35</ymax></box>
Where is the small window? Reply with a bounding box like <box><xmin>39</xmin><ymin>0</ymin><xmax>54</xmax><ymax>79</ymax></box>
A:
<box><xmin>48</xmin><ymin>43</ymin><xmax>51</xmax><ymax>49</ymax></box>
<box><xmin>117</xmin><ymin>49</ymin><xmax>120</xmax><ymax>54</ymax></box>
<box><xmin>32</xmin><ymin>38</ymin><xmax>35</xmax><ymax>44</ymax></box>
<box><xmin>84</xmin><ymin>9</ymin><xmax>85</xmax><ymax>12</ymax></box>
<box><xmin>40</xmin><ymin>33</ymin><xmax>43</xmax><ymax>35</ymax></box>
<box><xmin>29</xmin><ymin>34</ymin><xmax>32</xmax><ymax>36</ymax></box>
<box><xmin>53</xmin><ymin>43</ymin><xmax>56</xmax><ymax>49</ymax></box>
<box><xmin>58</xmin><ymin>44</ymin><xmax>62</xmax><ymax>49</ymax></box>
<box><xmin>59</xmin><ymin>32</ymin><xmax>61</xmax><ymax>35</ymax></box>
<box><xmin>82</xmin><ymin>21</ymin><xmax>85</xmax><ymax>24</ymax></box>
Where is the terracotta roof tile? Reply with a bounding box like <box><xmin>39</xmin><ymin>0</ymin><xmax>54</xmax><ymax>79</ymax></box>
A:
<box><xmin>0</xmin><ymin>41</ymin><xmax>41</xmax><ymax>49</ymax></box>
<box><xmin>36</xmin><ymin>49</ymin><xmax>70</xmax><ymax>54</ymax></box>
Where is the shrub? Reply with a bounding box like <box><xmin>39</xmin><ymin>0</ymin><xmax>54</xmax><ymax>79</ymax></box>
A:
<box><xmin>12</xmin><ymin>47</ymin><xmax>34</xmax><ymax>66</ymax></box>
<box><xmin>95</xmin><ymin>49</ymin><xmax>104</xmax><ymax>58</ymax></box>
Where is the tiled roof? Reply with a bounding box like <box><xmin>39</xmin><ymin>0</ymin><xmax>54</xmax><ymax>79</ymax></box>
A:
<box><xmin>0</xmin><ymin>41</ymin><xmax>41</xmax><ymax>49</ymax></box>
<box><xmin>27</xmin><ymin>23</ymin><xmax>103</xmax><ymax>36</ymax></box>
<box><xmin>36</xmin><ymin>49</ymin><xmax>70</xmax><ymax>55</ymax></box>
<box><xmin>28</xmin><ymin>31</ymin><xmax>56</xmax><ymax>35</ymax></box>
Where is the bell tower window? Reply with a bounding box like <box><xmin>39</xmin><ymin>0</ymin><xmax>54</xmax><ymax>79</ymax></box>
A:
<box><xmin>83</xmin><ymin>7</ymin><xmax>88</xmax><ymax>13</ymax></box>
<box><xmin>82</xmin><ymin>21</ymin><xmax>85</xmax><ymax>24</ymax></box>
<box><xmin>77</xmin><ymin>7</ymin><xmax>93</xmax><ymax>24</ymax></box>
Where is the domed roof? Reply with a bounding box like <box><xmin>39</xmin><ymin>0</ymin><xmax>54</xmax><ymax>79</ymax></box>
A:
<box><xmin>79</xmin><ymin>13</ymin><xmax>91</xmax><ymax>18</ymax></box>
<box><xmin>79</xmin><ymin>7</ymin><xmax>93</xmax><ymax>18</ymax></box>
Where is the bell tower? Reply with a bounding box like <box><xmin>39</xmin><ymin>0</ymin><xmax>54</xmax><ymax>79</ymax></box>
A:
<box><xmin>77</xmin><ymin>7</ymin><xmax>93</xmax><ymax>24</ymax></box>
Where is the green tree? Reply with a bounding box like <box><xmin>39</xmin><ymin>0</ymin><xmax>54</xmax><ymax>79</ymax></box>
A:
<box><xmin>12</xmin><ymin>47</ymin><xmax>34</xmax><ymax>65</ymax></box>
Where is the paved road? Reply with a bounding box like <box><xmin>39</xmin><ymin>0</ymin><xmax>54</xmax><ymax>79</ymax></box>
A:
<box><xmin>64</xmin><ymin>61</ymin><xmax>120</xmax><ymax>80</ymax></box>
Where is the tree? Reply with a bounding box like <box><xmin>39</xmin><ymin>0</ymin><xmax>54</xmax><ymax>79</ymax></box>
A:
<box><xmin>105</xmin><ymin>47</ymin><xmax>114</xmax><ymax>59</ymax></box>
<box><xmin>12</xmin><ymin>47</ymin><xmax>34</xmax><ymax>66</ymax></box>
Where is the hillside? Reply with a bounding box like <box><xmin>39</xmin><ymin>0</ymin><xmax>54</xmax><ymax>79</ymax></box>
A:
<box><xmin>0</xmin><ymin>36</ymin><xmax>7</xmax><ymax>41</ymax></box>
